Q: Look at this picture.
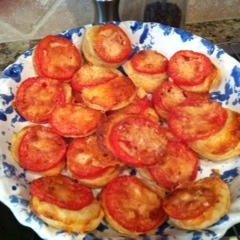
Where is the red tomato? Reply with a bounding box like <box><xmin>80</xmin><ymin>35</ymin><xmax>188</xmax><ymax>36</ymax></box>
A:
<box><xmin>34</xmin><ymin>35</ymin><xmax>82</xmax><ymax>81</ymax></box>
<box><xmin>102</xmin><ymin>176</ymin><xmax>167</xmax><ymax>233</ymax></box>
<box><xmin>50</xmin><ymin>103</ymin><xmax>103</xmax><ymax>138</ymax></box>
<box><xmin>30</xmin><ymin>175</ymin><xmax>94</xmax><ymax>210</ymax></box>
<box><xmin>67</xmin><ymin>136</ymin><xmax>120</xmax><ymax>179</ymax></box>
<box><xmin>168</xmin><ymin>97</ymin><xmax>227</xmax><ymax>141</ymax></box>
<box><xmin>153</xmin><ymin>81</ymin><xmax>186</xmax><ymax>119</ymax></box>
<box><xmin>163</xmin><ymin>185</ymin><xmax>217</xmax><ymax>220</ymax></box>
<box><xmin>148</xmin><ymin>142</ymin><xmax>198</xmax><ymax>190</ymax></box>
<box><xmin>71</xmin><ymin>64</ymin><xmax>118</xmax><ymax>91</ymax></box>
<box><xmin>131</xmin><ymin>50</ymin><xmax>168</xmax><ymax>74</ymax></box>
<box><xmin>14</xmin><ymin>77</ymin><xmax>68</xmax><ymax>123</ymax></box>
<box><xmin>18</xmin><ymin>126</ymin><xmax>66</xmax><ymax>172</ymax></box>
<box><xmin>109</xmin><ymin>115</ymin><xmax>168</xmax><ymax>167</ymax></box>
<box><xmin>94</xmin><ymin>25</ymin><xmax>132</xmax><ymax>63</ymax></box>
<box><xmin>168</xmin><ymin>50</ymin><xmax>214</xmax><ymax>86</ymax></box>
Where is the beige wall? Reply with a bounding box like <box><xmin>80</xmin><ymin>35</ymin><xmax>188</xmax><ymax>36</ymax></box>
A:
<box><xmin>0</xmin><ymin>0</ymin><xmax>239</xmax><ymax>43</ymax></box>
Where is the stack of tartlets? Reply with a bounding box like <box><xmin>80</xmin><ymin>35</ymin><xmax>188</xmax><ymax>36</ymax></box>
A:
<box><xmin>11</xmin><ymin>23</ymin><xmax>238</xmax><ymax>236</ymax></box>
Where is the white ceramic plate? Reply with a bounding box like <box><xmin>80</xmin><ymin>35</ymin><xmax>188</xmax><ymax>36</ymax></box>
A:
<box><xmin>0</xmin><ymin>21</ymin><xmax>240</xmax><ymax>240</ymax></box>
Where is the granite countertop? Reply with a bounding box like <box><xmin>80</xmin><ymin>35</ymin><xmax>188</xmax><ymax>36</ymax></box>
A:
<box><xmin>185</xmin><ymin>18</ymin><xmax>240</xmax><ymax>43</ymax></box>
<box><xmin>0</xmin><ymin>18</ymin><xmax>239</xmax><ymax>73</ymax></box>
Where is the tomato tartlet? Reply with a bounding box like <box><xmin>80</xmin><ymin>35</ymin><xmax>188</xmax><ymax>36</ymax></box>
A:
<box><xmin>168</xmin><ymin>97</ymin><xmax>227</xmax><ymax>142</ymax></box>
<box><xmin>168</xmin><ymin>50</ymin><xmax>220</xmax><ymax>93</ymax></box>
<box><xmin>11</xmin><ymin>126</ymin><xmax>66</xmax><ymax>175</ymax></box>
<box><xmin>50</xmin><ymin>103</ymin><xmax>103</xmax><ymax>138</ymax></box>
<box><xmin>80</xmin><ymin>76</ymin><xmax>136</xmax><ymax>111</ymax></box>
<box><xmin>97</xmin><ymin>113</ymin><xmax>168</xmax><ymax>166</ymax></box>
<box><xmin>189</xmin><ymin>110</ymin><xmax>240</xmax><ymax>161</ymax></box>
<box><xmin>34</xmin><ymin>35</ymin><xmax>82</xmax><ymax>81</ymax></box>
<box><xmin>101</xmin><ymin>176</ymin><xmax>167</xmax><ymax>235</ymax></box>
<box><xmin>108</xmin><ymin>114</ymin><xmax>168</xmax><ymax>167</ymax></box>
<box><xmin>14</xmin><ymin>77</ymin><xmax>72</xmax><ymax>123</ymax></box>
<box><xmin>82</xmin><ymin>25</ymin><xmax>132</xmax><ymax>68</ymax></box>
<box><xmin>163</xmin><ymin>175</ymin><xmax>230</xmax><ymax>230</ymax></box>
<box><xmin>71</xmin><ymin>64</ymin><xmax>122</xmax><ymax>91</ymax></box>
<box><xmin>67</xmin><ymin>135</ymin><xmax>122</xmax><ymax>187</ymax></box>
<box><xmin>146</xmin><ymin>141</ymin><xmax>199</xmax><ymax>190</ymax></box>
<box><xmin>30</xmin><ymin>175</ymin><xmax>104</xmax><ymax>233</ymax></box>
<box><xmin>124</xmin><ymin>50</ymin><xmax>168</xmax><ymax>93</ymax></box>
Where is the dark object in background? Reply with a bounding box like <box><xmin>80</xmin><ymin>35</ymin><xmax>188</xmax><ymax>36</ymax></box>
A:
<box><xmin>0</xmin><ymin>202</ymin><xmax>42</xmax><ymax>240</ymax></box>
<box><xmin>94</xmin><ymin>0</ymin><xmax>120</xmax><ymax>23</ymax></box>
<box><xmin>144</xmin><ymin>1</ymin><xmax>182</xmax><ymax>27</ymax></box>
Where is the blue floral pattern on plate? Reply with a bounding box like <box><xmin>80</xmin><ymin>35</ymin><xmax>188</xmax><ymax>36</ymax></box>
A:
<box><xmin>0</xmin><ymin>21</ymin><xmax>240</xmax><ymax>240</ymax></box>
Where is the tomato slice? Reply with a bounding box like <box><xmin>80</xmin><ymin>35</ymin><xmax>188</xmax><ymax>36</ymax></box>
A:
<box><xmin>102</xmin><ymin>176</ymin><xmax>167</xmax><ymax>233</ymax></box>
<box><xmin>18</xmin><ymin>126</ymin><xmax>66</xmax><ymax>172</ymax></box>
<box><xmin>94</xmin><ymin>25</ymin><xmax>132</xmax><ymax>63</ymax></box>
<box><xmin>81</xmin><ymin>76</ymin><xmax>136</xmax><ymax>111</ymax></box>
<box><xmin>163</xmin><ymin>184</ymin><xmax>217</xmax><ymax>220</ymax></box>
<box><xmin>168</xmin><ymin>50</ymin><xmax>214</xmax><ymax>86</ymax></box>
<box><xmin>34</xmin><ymin>35</ymin><xmax>82</xmax><ymax>80</ymax></box>
<box><xmin>30</xmin><ymin>175</ymin><xmax>94</xmax><ymax>210</ymax></box>
<box><xmin>153</xmin><ymin>81</ymin><xmax>187</xmax><ymax>119</ymax></box>
<box><xmin>50</xmin><ymin>103</ymin><xmax>103</xmax><ymax>137</ymax></box>
<box><xmin>14</xmin><ymin>77</ymin><xmax>68</xmax><ymax>123</ymax></box>
<box><xmin>67</xmin><ymin>136</ymin><xmax>120</xmax><ymax>179</ymax></box>
<box><xmin>168</xmin><ymin>97</ymin><xmax>227</xmax><ymax>141</ymax></box>
<box><xmin>131</xmin><ymin>50</ymin><xmax>168</xmax><ymax>74</ymax></box>
<box><xmin>148</xmin><ymin>142</ymin><xmax>198</xmax><ymax>190</ymax></box>
<box><xmin>71</xmin><ymin>64</ymin><xmax>119</xmax><ymax>91</ymax></box>
<box><xmin>109</xmin><ymin>115</ymin><xmax>168</xmax><ymax>167</ymax></box>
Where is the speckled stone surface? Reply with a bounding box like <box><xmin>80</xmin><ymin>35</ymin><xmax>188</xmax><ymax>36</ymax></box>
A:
<box><xmin>0</xmin><ymin>40</ymin><xmax>39</xmax><ymax>75</ymax></box>
<box><xmin>185</xmin><ymin>18</ymin><xmax>240</xmax><ymax>43</ymax></box>
<box><xmin>0</xmin><ymin>18</ymin><xmax>239</xmax><ymax>74</ymax></box>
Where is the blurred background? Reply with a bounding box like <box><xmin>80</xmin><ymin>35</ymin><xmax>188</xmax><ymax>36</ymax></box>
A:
<box><xmin>0</xmin><ymin>0</ymin><xmax>239</xmax><ymax>43</ymax></box>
